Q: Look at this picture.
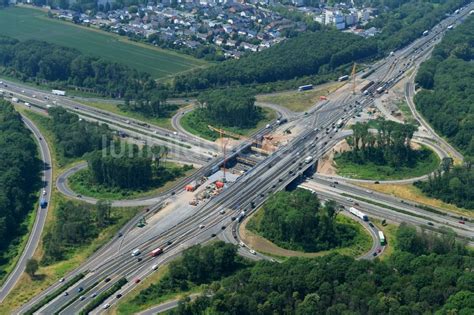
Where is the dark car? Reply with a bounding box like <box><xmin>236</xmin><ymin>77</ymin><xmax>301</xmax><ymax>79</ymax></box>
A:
<box><xmin>104</xmin><ymin>277</ymin><xmax>111</xmax><ymax>283</ymax></box>
<box><xmin>221</xmin><ymin>226</ymin><xmax>226</xmax><ymax>230</ymax></box>
<box><xmin>116</xmin><ymin>294</ymin><xmax>122</xmax><ymax>299</ymax></box>
<box><xmin>167</xmin><ymin>240</ymin><xmax>173</xmax><ymax>245</ymax></box>
<box><xmin>77</xmin><ymin>287</ymin><xmax>83</xmax><ymax>292</ymax></box>
<box><xmin>427</xmin><ymin>222</ymin><xmax>434</xmax><ymax>226</ymax></box>
<box><xmin>137</xmin><ymin>257</ymin><xmax>142</xmax><ymax>262</ymax></box>
<box><xmin>372</xmin><ymin>252</ymin><xmax>377</xmax><ymax>257</ymax></box>
<box><xmin>211</xmin><ymin>233</ymin><xmax>216</xmax><ymax>237</ymax></box>
<box><xmin>369</xmin><ymin>223</ymin><xmax>374</xmax><ymax>228</ymax></box>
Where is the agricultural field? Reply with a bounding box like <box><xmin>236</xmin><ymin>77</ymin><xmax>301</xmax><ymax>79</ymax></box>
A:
<box><xmin>0</xmin><ymin>7</ymin><xmax>207</xmax><ymax>78</ymax></box>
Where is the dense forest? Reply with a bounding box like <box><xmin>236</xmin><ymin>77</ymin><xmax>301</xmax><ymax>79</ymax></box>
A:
<box><xmin>171</xmin><ymin>224</ymin><xmax>474</xmax><ymax>315</ymax></box>
<box><xmin>0</xmin><ymin>101</ymin><xmax>41</xmax><ymax>280</ymax></box>
<box><xmin>42</xmin><ymin>200</ymin><xmax>111</xmax><ymax>264</ymax></box>
<box><xmin>196</xmin><ymin>88</ymin><xmax>261</xmax><ymax>128</ymax></box>
<box><xmin>47</xmin><ymin>107</ymin><xmax>112</xmax><ymax>160</ymax></box>
<box><xmin>339</xmin><ymin>119</ymin><xmax>421</xmax><ymax>167</ymax></box>
<box><xmin>415</xmin><ymin>161</ymin><xmax>474</xmax><ymax>210</ymax></box>
<box><xmin>414</xmin><ymin>15</ymin><xmax>474</xmax><ymax>157</ymax></box>
<box><xmin>250</xmin><ymin>189</ymin><xmax>357</xmax><ymax>252</ymax></box>
<box><xmin>366</xmin><ymin>0</ymin><xmax>469</xmax><ymax>51</ymax></box>
<box><xmin>173</xmin><ymin>31</ymin><xmax>378</xmax><ymax>92</ymax></box>
<box><xmin>86</xmin><ymin>144</ymin><xmax>191</xmax><ymax>190</ymax></box>
<box><xmin>129</xmin><ymin>242</ymin><xmax>245</xmax><ymax>307</ymax></box>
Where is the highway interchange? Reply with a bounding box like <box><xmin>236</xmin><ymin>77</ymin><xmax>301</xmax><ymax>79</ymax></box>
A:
<box><xmin>0</xmin><ymin>3</ymin><xmax>473</xmax><ymax>314</ymax></box>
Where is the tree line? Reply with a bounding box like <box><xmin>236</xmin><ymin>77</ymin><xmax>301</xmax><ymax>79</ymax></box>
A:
<box><xmin>46</xmin><ymin>107</ymin><xmax>112</xmax><ymax>162</ymax></box>
<box><xmin>0</xmin><ymin>37</ymin><xmax>173</xmax><ymax>117</ymax></box>
<box><xmin>171</xmin><ymin>224</ymin><xmax>473</xmax><ymax>315</ymax></box>
<box><xmin>86</xmin><ymin>144</ymin><xmax>191</xmax><ymax>190</ymax></box>
<box><xmin>196</xmin><ymin>88</ymin><xmax>261</xmax><ymax>128</ymax></box>
<box><xmin>415</xmin><ymin>160</ymin><xmax>474</xmax><ymax>210</ymax></box>
<box><xmin>251</xmin><ymin>189</ymin><xmax>357</xmax><ymax>252</ymax></box>
<box><xmin>415</xmin><ymin>15</ymin><xmax>474</xmax><ymax>157</ymax></box>
<box><xmin>173</xmin><ymin>30</ymin><xmax>379</xmax><ymax>93</ymax></box>
<box><xmin>42</xmin><ymin>200</ymin><xmax>112</xmax><ymax>264</ymax></box>
<box><xmin>129</xmin><ymin>242</ymin><xmax>244</xmax><ymax>308</ymax></box>
<box><xmin>0</xmin><ymin>101</ymin><xmax>41</xmax><ymax>281</ymax></box>
<box><xmin>365</xmin><ymin>0</ymin><xmax>469</xmax><ymax>52</ymax></box>
<box><xmin>339</xmin><ymin>119</ymin><xmax>421</xmax><ymax>168</ymax></box>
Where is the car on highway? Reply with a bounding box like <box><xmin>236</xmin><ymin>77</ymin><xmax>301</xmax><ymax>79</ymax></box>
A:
<box><xmin>221</xmin><ymin>225</ymin><xmax>226</xmax><ymax>230</ymax></box>
<box><xmin>372</xmin><ymin>252</ymin><xmax>377</xmax><ymax>257</ymax></box>
<box><xmin>80</xmin><ymin>296</ymin><xmax>86</xmax><ymax>301</ymax></box>
<box><xmin>249</xmin><ymin>249</ymin><xmax>256</xmax><ymax>255</ymax></box>
<box><xmin>458</xmin><ymin>221</ymin><xmax>465</xmax><ymax>224</ymax></box>
<box><xmin>104</xmin><ymin>277</ymin><xmax>111</xmax><ymax>283</ymax></box>
<box><xmin>42</xmin><ymin>189</ymin><xmax>47</xmax><ymax>196</ymax></box>
<box><xmin>135</xmin><ymin>279</ymin><xmax>141</xmax><ymax>284</ymax></box>
<box><xmin>103</xmin><ymin>303</ymin><xmax>110</xmax><ymax>309</ymax></box>
<box><xmin>59</xmin><ymin>277</ymin><xmax>65</xmax><ymax>283</ymax></box>
<box><xmin>152</xmin><ymin>264</ymin><xmax>159</xmax><ymax>271</ymax></box>
<box><xmin>64</xmin><ymin>292</ymin><xmax>69</xmax><ymax>296</ymax></box>
<box><xmin>137</xmin><ymin>257</ymin><xmax>142</xmax><ymax>262</ymax></box>
<box><xmin>199</xmin><ymin>224</ymin><xmax>205</xmax><ymax>229</ymax></box>
<box><xmin>167</xmin><ymin>240</ymin><xmax>173</xmax><ymax>245</ymax></box>
<box><xmin>219</xmin><ymin>209</ymin><xmax>225</xmax><ymax>214</ymax></box>
<box><xmin>91</xmin><ymin>293</ymin><xmax>97</xmax><ymax>298</ymax></box>
<box><xmin>211</xmin><ymin>233</ymin><xmax>216</xmax><ymax>237</ymax></box>
<box><xmin>427</xmin><ymin>222</ymin><xmax>434</xmax><ymax>226</ymax></box>
<box><xmin>369</xmin><ymin>223</ymin><xmax>374</xmax><ymax>228</ymax></box>
<box><xmin>116</xmin><ymin>293</ymin><xmax>123</xmax><ymax>299</ymax></box>
<box><xmin>77</xmin><ymin>287</ymin><xmax>83</xmax><ymax>292</ymax></box>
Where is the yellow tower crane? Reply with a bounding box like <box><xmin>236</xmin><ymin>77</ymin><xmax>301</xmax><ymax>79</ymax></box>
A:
<box><xmin>351</xmin><ymin>63</ymin><xmax>357</xmax><ymax>94</ymax></box>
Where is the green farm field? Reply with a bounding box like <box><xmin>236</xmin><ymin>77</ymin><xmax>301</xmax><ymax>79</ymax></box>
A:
<box><xmin>0</xmin><ymin>7</ymin><xmax>207</xmax><ymax>78</ymax></box>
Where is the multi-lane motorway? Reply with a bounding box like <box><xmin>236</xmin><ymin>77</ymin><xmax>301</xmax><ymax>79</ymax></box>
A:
<box><xmin>0</xmin><ymin>115</ymin><xmax>53</xmax><ymax>303</ymax></box>
<box><xmin>5</xmin><ymin>3</ymin><xmax>474</xmax><ymax>313</ymax></box>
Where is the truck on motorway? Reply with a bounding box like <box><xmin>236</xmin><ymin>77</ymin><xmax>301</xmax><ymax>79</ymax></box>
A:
<box><xmin>337</xmin><ymin>75</ymin><xmax>349</xmax><ymax>82</ymax></box>
<box><xmin>349</xmin><ymin>207</ymin><xmax>369</xmax><ymax>221</ymax></box>
<box><xmin>52</xmin><ymin>89</ymin><xmax>66</xmax><ymax>96</ymax></box>
<box><xmin>298</xmin><ymin>84</ymin><xmax>313</xmax><ymax>92</ymax></box>
<box><xmin>378</xmin><ymin>231</ymin><xmax>386</xmax><ymax>245</ymax></box>
<box><xmin>150</xmin><ymin>248</ymin><xmax>163</xmax><ymax>257</ymax></box>
<box><xmin>304</xmin><ymin>156</ymin><xmax>313</xmax><ymax>164</ymax></box>
<box><xmin>237</xmin><ymin>211</ymin><xmax>246</xmax><ymax>222</ymax></box>
<box><xmin>40</xmin><ymin>197</ymin><xmax>48</xmax><ymax>209</ymax></box>
<box><xmin>422</xmin><ymin>30</ymin><xmax>429</xmax><ymax>36</ymax></box>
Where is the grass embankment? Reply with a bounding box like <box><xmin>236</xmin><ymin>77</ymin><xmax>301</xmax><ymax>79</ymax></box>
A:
<box><xmin>242</xmin><ymin>209</ymin><xmax>372</xmax><ymax>260</ymax></box>
<box><xmin>256</xmin><ymin>81</ymin><xmax>344</xmax><ymax>112</ymax></box>
<box><xmin>180</xmin><ymin>107</ymin><xmax>277</xmax><ymax>141</ymax></box>
<box><xmin>0</xmin><ymin>108</ymin><xmax>140</xmax><ymax>314</ymax></box>
<box><xmin>396</xmin><ymin>101</ymin><xmax>418</xmax><ymax>125</ymax></box>
<box><xmin>371</xmin><ymin>219</ymin><xmax>398</xmax><ymax>260</ymax></box>
<box><xmin>78</xmin><ymin>100</ymin><xmax>181</xmax><ymax>131</ymax></box>
<box><xmin>68</xmin><ymin>164</ymin><xmax>196</xmax><ymax>200</ymax></box>
<box><xmin>0</xmin><ymin>7</ymin><xmax>207</xmax><ymax>78</ymax></box>
<box><xmin>356</xmin><ymin>183</ymin><xmax>473</xmax><ymax>219</ymax></box>
<box><xmin>334</xmin><ymin>146</ymin><xmax>440</xmax><ymax>180</ymax></box>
